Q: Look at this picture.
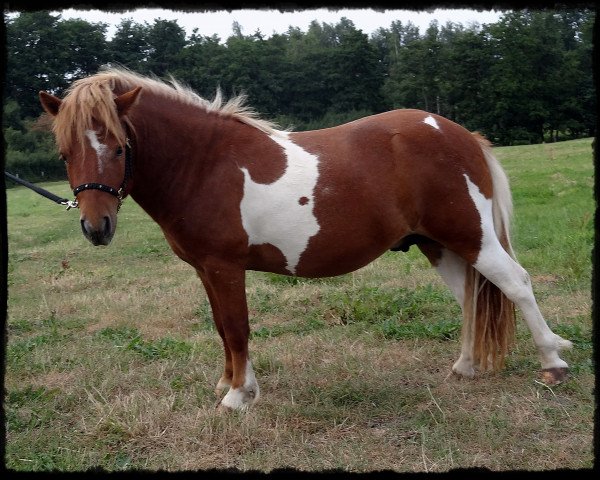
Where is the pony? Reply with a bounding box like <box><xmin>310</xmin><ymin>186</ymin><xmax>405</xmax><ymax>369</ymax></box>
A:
<box><xmin>39</xmin><ymin>67</ymin><xmax>572</xmax><ymax>410</ymax></box>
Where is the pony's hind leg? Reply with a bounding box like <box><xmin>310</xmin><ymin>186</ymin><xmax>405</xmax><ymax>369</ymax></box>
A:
<box><xmin>419</xmin><ymin>243</ymin><xmax>477</xmax><ymax>377</ymax></box>
<box><xmin>473</xmin><ymin>238</ymin><xmax>572</xmax><ymax>384</ymax></box>
<box><xmin>454</xmin><ymin>167</ymin><xmax>571</xmax><ymax>383</ymax></box>
<box><xmin>420</xmin><ymin>233</ymin><xmax>571</xmax><ymax>382</ymax></box>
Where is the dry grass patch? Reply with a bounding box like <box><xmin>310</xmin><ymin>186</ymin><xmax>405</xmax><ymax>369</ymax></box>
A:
<box><xmin>6</xmin><ymin>139</ymin><xmax>594</xmax><ymax>472</ymax></box>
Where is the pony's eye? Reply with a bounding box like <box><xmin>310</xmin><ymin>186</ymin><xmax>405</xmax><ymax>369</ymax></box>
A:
<box><xmin>59</xmin><ymin>154</ymin><xmax>67</xmax><ymax>163</ymax></box>
<box><xmin>116</xmin><ymin>146</ymin><xmax>123</xmax><ymax>156</ymax></box>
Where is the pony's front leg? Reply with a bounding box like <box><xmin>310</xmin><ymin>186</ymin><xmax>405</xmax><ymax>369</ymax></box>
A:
<box><xmin>197</xmin><ymin>269</ymin><xmax>233</xmax><ymax>396</ymax></box>
<box><xmin>197</xmin><ymin>261</ymin><xmax>260</xmax><ymax>410</ymax></box>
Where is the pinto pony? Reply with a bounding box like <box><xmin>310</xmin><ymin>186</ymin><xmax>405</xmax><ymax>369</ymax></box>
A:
<box><xmin>39</xmin><ymin>68</ymin><xmax>572</xmax><ymax>410</ymax></box>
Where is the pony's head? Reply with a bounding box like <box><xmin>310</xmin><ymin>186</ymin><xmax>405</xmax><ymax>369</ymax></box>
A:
<box><xmin>39</xmin><ymin>80</ymin><xmax>141</xmax><ymax>246</ymax></box>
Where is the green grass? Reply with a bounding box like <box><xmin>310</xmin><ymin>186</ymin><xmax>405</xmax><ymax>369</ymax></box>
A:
<box><xmin>501</xmin><ymin>140</ymin><xmax>594</xmax><ymax>287</ymax></box>
<box><xmin>5</xmin><ymin>138</ymin><xmax>594</xmax><ymax>472</ymax></box>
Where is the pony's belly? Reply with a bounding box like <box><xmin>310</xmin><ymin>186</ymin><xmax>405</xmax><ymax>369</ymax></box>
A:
<box><xmin>246</xmin><ymin>224</ymin><xmax>402</xmax><ymax>278</ymax></box>
<box><xmin>247</xmin><ymin>243</ymin><xmax>387</xmax><ymax>278</ymax></box>
<box><xmin>297</xmin><ymin>232</ymin><xmax>401</xmax><ymax>277</ymax></box>
<box><xmin>297</xmin><ymin>251</ymin><xmax>387</xmax><ymax>278</ymax></box>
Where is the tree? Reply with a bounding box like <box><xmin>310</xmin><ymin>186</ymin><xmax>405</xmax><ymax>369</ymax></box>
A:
<box><xmin>2</xmin><ymin>8</ymin><xmax>595</xmax><ymax>149</ymax></box>
<box><xmin>547</xmin><ymin>9</ymin><xmax>595</xmax><ymax>139</ymax></box>
<box><xmin>174</xmin><ymin>32</ymin><xmax>227</xmax><ymax>99</ymax></box>
<box><xmin>5</xmin><ymin>10</ymin><xmax>63</xmax><ymax>113</ymax></box>
<box><xmin>437</xmin><ymin>23</ymin><xmax>492</xmax><ymax>128</ymax></box>
<box><xmin>380</xmin><ymin>20</ymin><xmax>428</xmax><ymax>110</ymax></box>
<box><xmin>279</xmin><ymin>19</ymin><xmax>384</xmax><ymax>122</ymax></box>
<box><xmin>327</xmin><ymin>20</ymin><xmax>385</xmax><ymax>114</ymax></box>
<box><xmin>58</xmin><ymin>17</ymin><xmax>109</xmax><ymax>83</ymax></box>
<box><xmin>143</xmin><ymin>19</ymin><xmax>187</xmax><ymax>76</ymax></box>
<box><xmin>5</xmin><ymin>11</ymin><xmax>109</xmax><ymax>118</ymax></box>
<box><xmin>107</xmin><ymin>19</ymin><xmax>151</xmax><ymax>70</ymax></box>
<box><xmin>220</xmin><ymin>30</ymin><xmax>290</xmax><ymax>117</ymax></box>
<box><xmin>484</xmin><ymin>11</ymin><xmax>570</xmax><ymax>144</ymax></box>
<box><xmin>281</xmin><ymin>22</ymin><xmax>333</xmax><ymax>121</ymax></box>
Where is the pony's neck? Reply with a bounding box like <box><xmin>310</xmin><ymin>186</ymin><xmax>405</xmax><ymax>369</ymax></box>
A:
<box><xmin>127</xmin><ymin>94</ymin><xmax>227</xmax><ymax>224</ymax></box>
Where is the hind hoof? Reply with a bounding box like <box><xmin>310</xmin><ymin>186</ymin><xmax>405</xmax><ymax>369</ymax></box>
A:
<box><xmin>540</xmin><ymin>367</ymin><xmax>569</xmax><ymax>385</ymax></box>
<box><xmin>452</xmin><ymin>358</ymin><xmax>476</xmax><ymax>378</ymax></box>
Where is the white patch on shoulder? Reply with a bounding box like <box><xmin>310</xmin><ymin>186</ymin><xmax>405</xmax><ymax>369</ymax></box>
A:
<box><xmin>239</xmin><ymin>131</ymin><xmax>320</xmax><ymax>274</ymax></box>
<box><xmin>423</xmin><ymin>115</ymin><xmax>440</xmax><ymax>130</ymax></box>
<box><xmin>85</xmin><ymin>130</ymin><xmax>109</xmax><ymax>174</ymax></box>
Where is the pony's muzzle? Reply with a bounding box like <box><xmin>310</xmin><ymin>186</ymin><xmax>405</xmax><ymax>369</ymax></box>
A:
<box><xmin>80</xmin><ymin>216</ymin><xmax>114</xmax><ymax>246</ymax></box>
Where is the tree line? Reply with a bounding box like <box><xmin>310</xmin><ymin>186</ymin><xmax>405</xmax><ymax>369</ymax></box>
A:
<box><xmin>3</xmin><ymin>9</ymin><xmax>595</xmax><ymax>182</ymax></box>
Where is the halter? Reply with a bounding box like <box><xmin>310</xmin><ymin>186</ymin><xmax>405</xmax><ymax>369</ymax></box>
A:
<box><xmin>70</xmin><ymin>137</ymin><xmax>133</xmax><ymax>212</ymax></box>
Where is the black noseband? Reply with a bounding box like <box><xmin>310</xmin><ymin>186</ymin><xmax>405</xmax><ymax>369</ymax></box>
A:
<box><xmin>73</xmin><ymin>182</ymin><xmax>122</xmax><ymax>198</ymax></box>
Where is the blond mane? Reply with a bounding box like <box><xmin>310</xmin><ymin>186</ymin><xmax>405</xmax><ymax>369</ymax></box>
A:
<box><xmin>52</xmin><ymin>66</ymin><xmax>279</xmax><ymax>152</ymax></box>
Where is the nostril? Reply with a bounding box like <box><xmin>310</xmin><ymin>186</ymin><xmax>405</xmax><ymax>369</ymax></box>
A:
<box><xmin>103</xmin><ymin>216</ymin><xmax>111</xmax><ymax>237</ymax></box>
<box><xmin>80</xmin><ymin>218</ymin><xmax>89</xmax><ymax>236</ymax></box>
<box><xmin>79</xmin><ymin>217</ymin><xmax>113</xmax><ymax>246</ymax></box>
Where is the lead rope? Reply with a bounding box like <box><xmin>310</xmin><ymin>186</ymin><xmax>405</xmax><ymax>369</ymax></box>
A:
<box><xmin>4</xmin><ymin>171</ymin><xmax>79</xmax><ymax>210</ymax></box>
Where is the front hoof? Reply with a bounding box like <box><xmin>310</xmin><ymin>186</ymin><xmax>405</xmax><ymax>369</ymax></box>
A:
<box><xmin>540</xmin><ymin>367</ymin><xmax>569</xmax><ymax>385</ymax></box>
<box><xmin>215</xmin><ymin>377</ymin><xmax>231</xmax><ymax>397</ymax></box>
<box><xmin>215</xmin><ymin>401</ymin><xmax>233</xmax><ymax>414</ymax></box>
<box><xmin>219</xmin><ymin>386</ymin><xmax>258</xmax><ymax>411</ymax></box>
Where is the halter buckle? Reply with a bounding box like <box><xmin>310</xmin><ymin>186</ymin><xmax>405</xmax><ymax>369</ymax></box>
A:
<box><xmin>62</xmin><ymin>199</ymin><xmax>79</xmax><ymax>210</ymax></box>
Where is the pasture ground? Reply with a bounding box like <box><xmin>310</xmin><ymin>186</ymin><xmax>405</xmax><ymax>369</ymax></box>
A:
<box><xmin>5</xmin><ymin>138</ymin><xmax>594</xmax><ymax>472</ymax></box>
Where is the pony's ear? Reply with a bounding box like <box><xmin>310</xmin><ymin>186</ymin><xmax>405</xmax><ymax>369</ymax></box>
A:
<box><xmin>114</xmin><ymin>86</ymin><xmax>142</xmax><ymax>116</ymax></box>
<box><xmin>39</xmin><ymin>91</ymin><xmax>62</xmax><ymax>116</ymax></box>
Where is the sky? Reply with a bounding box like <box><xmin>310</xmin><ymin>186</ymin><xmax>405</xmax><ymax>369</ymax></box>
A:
<box><xmin>44</xmin><ymin>7</ymin><xmax>506</xmax><ymax>41</ymax></box>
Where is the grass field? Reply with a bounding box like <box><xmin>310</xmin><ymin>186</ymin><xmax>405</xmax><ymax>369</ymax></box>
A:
<box><xmin>5</xmin><ymin>138</ymin><xmax>594</xmax><ymax>472</ymax></box>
